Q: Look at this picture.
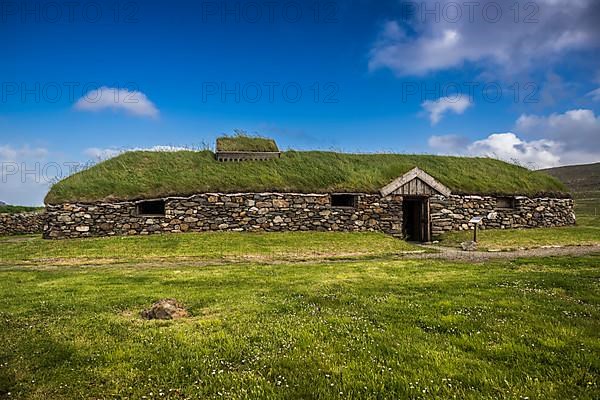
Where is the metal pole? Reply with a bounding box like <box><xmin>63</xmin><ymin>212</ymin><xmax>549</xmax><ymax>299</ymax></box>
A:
<box><xmin>473</xmin><ymin>223</ymin><xmax>478</xmax><ymax>243</ymax></box>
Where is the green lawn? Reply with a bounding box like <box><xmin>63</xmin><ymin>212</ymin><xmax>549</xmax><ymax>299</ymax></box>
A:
<box><xmin>440</xmin><ymin>193</ymin><xmax>600</xmax><ymax>251</ymax></box>
<box><xmin>2</xmin><ymin>192</ymin><xmax>598</xmax><ymax>398</ymax></box>
<box><xmin>0</xmin><ymin>231</ymin><xmax>422</xmax><ymax>265</ymax></box>
<box><xmin>441</xmin><ymin>224</ymin><xmax>600</xmax><ymax>251</ymax></box>
<box><xmin>1</xmin><ymin>256</ymin><xmax>598</xmax><ymax>399</ymax></box>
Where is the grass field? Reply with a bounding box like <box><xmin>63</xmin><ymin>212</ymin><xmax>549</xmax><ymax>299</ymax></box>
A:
<box><xmin>1</xmin><ymin>255</ymin><xmax>599</xmax><ymax>399</ymax></box>
<box><xmin>0</xmin><ymin>232</ymin><xmax>422</xmax><ymax>265</ymax></box>
<box><xmin>3</xmin><ymin>179</ymin><xmax>599</xmax><ymax>399</ymax></box>
<box><xmin>440</xmin><ymin>222</ymin><xmax>600</xmax><ymax>251</ymax></box>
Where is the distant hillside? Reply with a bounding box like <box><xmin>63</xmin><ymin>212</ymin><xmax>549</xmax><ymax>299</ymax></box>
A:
<box><xmin>541</xmin><ymin>162</ymin><xmax>600</xmax><ymax>192</ymax></box>
<box><xmin>0</xmin><ymin>205</ymin><xmax>44</xmax><ymax>214</ymax></box>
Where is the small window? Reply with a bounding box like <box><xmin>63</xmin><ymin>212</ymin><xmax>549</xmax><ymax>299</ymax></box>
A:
<box><xmin>137</xmin><ymin>200</ymin><xmax>166</xmax><ymax>216</ymax></box>
<box><xmin>331</xmin><ymin>194</ymin><xmax>358</xmax><ymax>208</ymax></box>
<box><xmin>496</xmin><ymin>197</ymin><xmax>516</xmax><ymax>209</ymax></box>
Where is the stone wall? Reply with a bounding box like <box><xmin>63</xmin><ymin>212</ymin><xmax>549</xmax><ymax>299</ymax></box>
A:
<box><xmin>430</xmin><ymin>195</ymin><xmax>575</xmax><ymax>237</ymax></box>
<box><xmin>0</xmin><ymin>211</ymin><xmax>46</xmax><ymax>235</ymax></box>
<box><xmin>44</xmin><ymin>193</ymin><xmax>404</xmax><ymax>239</ymax></box>
<box><xmin>43</xmin><ymin>192</ymin><xmax>576</xmax><ymax>240</ymax></box>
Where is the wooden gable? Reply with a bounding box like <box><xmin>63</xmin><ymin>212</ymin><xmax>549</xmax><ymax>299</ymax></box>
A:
<box><xmin>380</xmin><ymin>167</ymin><xmax>452</xmax><ymax>197</ymax></box>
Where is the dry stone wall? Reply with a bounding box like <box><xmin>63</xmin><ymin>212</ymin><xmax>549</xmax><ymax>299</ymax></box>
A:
<box><xmin>0</xmin><ymin>212</ymin><xmax>45</xmax><ymax>235</ymax></box>
<box><xmin>43</xmin><ymin>192</ymin><xmax>576</xmax><ymax>240</ymax></box>
<box><xmin>44</xmin><ymin>193</ymin><xmax>404</xmax><ymax>239</ymax></box>
<box><xmin>430</xmin><ymin>195</ymin><xmax>575</xmax><ymax>237</ymax></box>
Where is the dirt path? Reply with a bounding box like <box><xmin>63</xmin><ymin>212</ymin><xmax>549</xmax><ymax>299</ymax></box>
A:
<box><xmin>408</xmin><ymin>244</ymin><xmax>600</xmax><ymax>261</ymax></box>
<box><xmin>2</xmin><ymin>244</ymin><xmax>599</xmax><ymax>271</ymax></box>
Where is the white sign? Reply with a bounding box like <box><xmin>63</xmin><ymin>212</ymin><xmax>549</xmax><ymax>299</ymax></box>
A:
<box><xmin>469</xmin><ymin>216</ymin><xmax>483</xmax><ymax>224</ymax></box>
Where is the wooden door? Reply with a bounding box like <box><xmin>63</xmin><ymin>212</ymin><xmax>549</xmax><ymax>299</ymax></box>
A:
<box><xmin>403</xmin><ymin>197</ymin><xmax>431</xmax><ymax>242</ymax></box>
<box><xmin>419</xmin><ymin>199</ymin><xmax>431</xmax><ymax>242</ymax></box>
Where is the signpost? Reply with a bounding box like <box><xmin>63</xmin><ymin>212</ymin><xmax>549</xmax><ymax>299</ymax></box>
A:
<box><xmin>469</xmin><ymin>216</ymin><xmax>483</xmax><ymax>242</ymax></box>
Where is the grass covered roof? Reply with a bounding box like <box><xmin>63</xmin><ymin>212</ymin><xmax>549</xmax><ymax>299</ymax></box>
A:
<box><xmin>45</xmin><ymin>150</ymin><xmax>567</xmax><ymax>204</ymax></box>
<box><xmin>216</xmin><ymin>135</ymin><xmax>279</xmax><ymax>152</ymax></box>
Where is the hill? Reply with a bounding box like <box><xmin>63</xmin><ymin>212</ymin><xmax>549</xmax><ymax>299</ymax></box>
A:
<box><xmin>542</xmin><ymin>162</ymin><xmax>600</xmax><ymax>219</ymax></box>
<box><xmin>0</xmin><ymin>205</ymin><xmax>44</xmax><ymax>214</ymax></box>
<box><xmin>45</xmin><ymin>150</ymin><xmax>567</xmax><ymax>204</ymax></box>
<box><xmin>541</xmin><ymin>162</ymin><xmax>600</xmax><ymax>192</ymax></box>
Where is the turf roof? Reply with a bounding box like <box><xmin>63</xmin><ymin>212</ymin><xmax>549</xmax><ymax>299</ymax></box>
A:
<box><xmin>216</xmin><ymin>135</ymin><xmax>279</xmax><ymax>152</ymax></box>
<box><xmin>44</xmin><ymin>150</ymin><xmax>568</xmax><ymax>204</ymax></box>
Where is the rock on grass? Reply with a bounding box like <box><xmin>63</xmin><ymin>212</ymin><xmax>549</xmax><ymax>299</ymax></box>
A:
<box><xmin>141</xmin><ymin>299</ymin><xmax>189</xmax><ymax>320</ymax></box>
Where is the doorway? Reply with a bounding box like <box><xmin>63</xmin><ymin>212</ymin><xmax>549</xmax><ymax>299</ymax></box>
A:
<box><xmin>402</xmin><ymin>197</ymin><xmax>431</xmax><ymax>242</ymax></box>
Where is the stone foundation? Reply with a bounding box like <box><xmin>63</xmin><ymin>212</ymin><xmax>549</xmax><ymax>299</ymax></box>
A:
<box><xmin>430</xmin><ymin>195</ymin><xmax>575</xmax><ymax>237</ymax></box>
<box><xmin>44</xmin><ymin>193</ymin><xmax>404</xmax><ymax>239</ymax></box>
<box><xmin>0</xmin><ymin>212</ymin><xmax>46</xmax><ymax>235</ymax></box>
<box><xmin>43</xmin><ymin>192</ymin><xmax>575</xmax><ymax>240</ymax></box>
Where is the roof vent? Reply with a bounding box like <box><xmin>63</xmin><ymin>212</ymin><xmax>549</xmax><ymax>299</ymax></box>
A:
<box><xmin>215</xmin><ymin>133</ymin><xmax>281</xmax><ymax>162</ymax></box>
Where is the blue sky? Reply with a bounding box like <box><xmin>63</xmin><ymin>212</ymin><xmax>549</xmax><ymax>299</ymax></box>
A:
<box><xmin>2</xmin><ymin>0</ymin><xmax>600</xmax><ymax>205</ymax></box>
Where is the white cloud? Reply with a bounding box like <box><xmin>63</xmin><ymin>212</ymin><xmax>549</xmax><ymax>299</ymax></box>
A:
<box><xmin>0</xmin><ymin>145</ymin><xmax>52</xmax><ymax>206</ymax></box>
<box><xmin>83</xmin><ymin>145</ymin><xmax>192</xmax><ymax>161</ymax></box>
<box><xmin>83</xmin><ymin>147</ymin><xmax>124</xmax><ymax>160</ymax></box>
<box><xmin>428</xmin><ymin>108</ymin><xmax>600</xmax><ymax>168</ymax></box>
<box><xmin>370</xmin><ymin>23</ymin><xmax>465</xmax><ymax>76</ymax></box>
<box><xmin>467</xmin><ymin>133</ymin><xmax>561</xmax><ymax>169</ymax></box>
<box><xmin>421</xmin><ymin>96</ymin><xmax>472</xmax><ymax>125</ymax></box>
<box><xmin>427</xmin><ymin>134</ymin><xmax>469</xmax><ymax>152</ymax></box>
<box><xmin>428</xmin><ymin>132</ymin><xmax>563</xmax><ymax>168</ymax></box>
<box><xmin>515</xmin><ymin>109</ymin><xmax>600</xmax><ymax>152</ymax></box>
<box><xmin>0</xmin><ymin>145</ymin><xmax>18</xmax><ymax>160</ymax></box>
<box><xmin>2</xmin><ymin>146</ymin><xmax>44</xmax><ymax>160</ymax></box>
<box><xmin>0</xmin><ymin>143</ymin><xmax>195</xmax><ymax>205</ymax></box>
<box><xmin>0</xmin><ymin>145</ymin><xmax>48</xmax><ymax>161</ymax></box>
<box><xmin>586</xmin><ymin>88</ymin><xmax>600</xmax><ymax>101</ymax></box>
<box><xmin>369</xmin><ymin>0</ymin><xmax>600</xmax><ymax>76</ymax></box>
<box><xmin>74</xmin><ymin>87</ymin><xmax>159</xmax><ymax>118</ymax></box>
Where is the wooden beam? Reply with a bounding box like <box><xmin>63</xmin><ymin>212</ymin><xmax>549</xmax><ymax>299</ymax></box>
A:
<box><xmin>380</xmin><ymin>167</ymin><xmax>452</xmax><ymax>197</ymax></box>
